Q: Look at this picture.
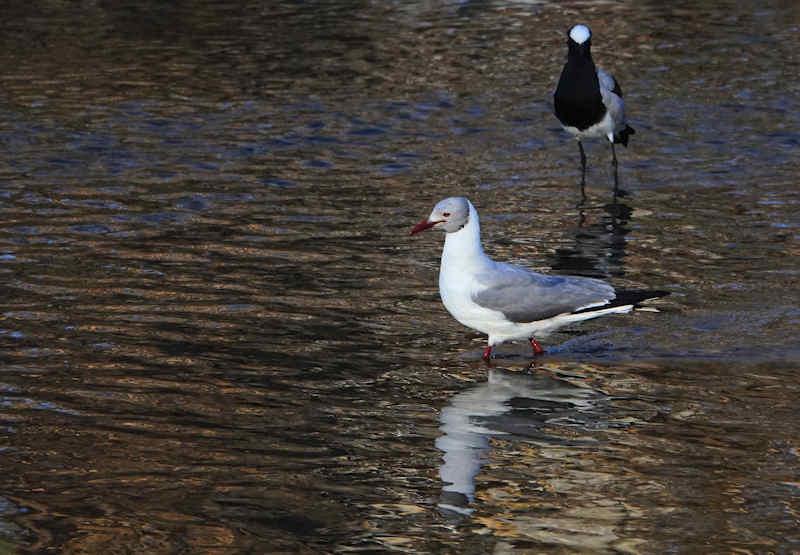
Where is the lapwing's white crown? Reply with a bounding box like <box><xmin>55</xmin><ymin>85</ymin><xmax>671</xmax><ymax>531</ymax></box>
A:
<box><xmin>569</xmin><ymin>24</ymin><xmax>591</xmax><ymax>44</ymax></box>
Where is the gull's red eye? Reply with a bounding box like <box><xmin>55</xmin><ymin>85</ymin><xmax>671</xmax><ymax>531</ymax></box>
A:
<box><xmin>442</xmin><ymin>212</ymin><xmax>451</xmax><ymax>217</ymax></box>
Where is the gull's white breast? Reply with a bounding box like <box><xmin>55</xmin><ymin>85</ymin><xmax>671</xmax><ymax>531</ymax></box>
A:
<box><xmin>439</xmin><ymin>269</ymin><xmax>502</xmax><ymax>335</ymax></box>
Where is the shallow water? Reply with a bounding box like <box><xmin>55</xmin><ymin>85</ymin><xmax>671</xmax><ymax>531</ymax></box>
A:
<box><xmin>0</xmin><ymin>1</ymin><xmax>798</xmax><ymax>553</ymax></box>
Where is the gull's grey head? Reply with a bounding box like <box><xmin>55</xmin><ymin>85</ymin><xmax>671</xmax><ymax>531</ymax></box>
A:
<box><xmin>568</xmin><ymin>24</ymin><xmax>591</xmax><ymax>45</ymax></box>
<box><xmin>410</xmin><ymin>196</ymin><xmax>471</xmax><ymax>235</ymax></box>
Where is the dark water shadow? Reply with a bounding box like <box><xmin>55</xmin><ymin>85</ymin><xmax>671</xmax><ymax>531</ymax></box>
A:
<box><xmin>550</xmin><ymin>198</ymin><xmax>632</xmax><ymax>279</ymax></box>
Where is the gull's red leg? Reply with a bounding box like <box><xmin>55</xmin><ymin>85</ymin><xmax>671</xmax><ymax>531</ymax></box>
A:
<box><xmin>529</xmin><ymin>338</ymin><xmax>545</xmax><ymax>356</ymax></box>
<box><xmin>482</xmin><ymin>345</ymin><xmax>493</xmax><ymax>363</ymax></box>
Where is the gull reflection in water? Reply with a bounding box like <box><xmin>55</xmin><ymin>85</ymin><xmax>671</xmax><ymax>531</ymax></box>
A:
<box><xmin>436</xmin><ymin>368</ymin><xmax>602</xmax><ymax>515</ymax></box>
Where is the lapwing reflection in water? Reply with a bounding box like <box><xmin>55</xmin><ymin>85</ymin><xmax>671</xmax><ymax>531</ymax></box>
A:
<box><xmin>436</xmin><ymin>369</ymin><xmax>603</xmax><ymax>515</ymax></box>
<box><xmin>550</xmin><ymin>199</ymin><xmax>633</xmax><ymax>280</ymax></box>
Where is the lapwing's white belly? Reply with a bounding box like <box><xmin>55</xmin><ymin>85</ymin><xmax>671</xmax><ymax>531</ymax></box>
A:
<box><xmin>562</xmin><ymin>108</ymin><xmax>617</xmax><ymax>141</ymax></box>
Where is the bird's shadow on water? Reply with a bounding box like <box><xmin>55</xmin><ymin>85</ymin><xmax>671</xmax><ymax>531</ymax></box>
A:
<box><xmin>435</xmin><ymin>367</ymin><xmax>606</xmax><ymax>518</ymax></box>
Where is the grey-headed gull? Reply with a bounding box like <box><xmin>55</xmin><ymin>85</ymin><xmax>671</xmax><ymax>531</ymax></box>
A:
<box><xmin>554</xmin><ymin>24</ymin><xmax>635</xmax><ymax>184</ymax></box>
<box><xmin>410</xmin><ymin>197</ymin><xmax>666</xmax><ymax>362</ymax></box>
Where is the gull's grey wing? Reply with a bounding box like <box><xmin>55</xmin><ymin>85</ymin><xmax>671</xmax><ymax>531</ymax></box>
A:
<box><xmin>472</xmin><ymin>262</ymin><xmax>616</xmax><ymax>323</ymax></box>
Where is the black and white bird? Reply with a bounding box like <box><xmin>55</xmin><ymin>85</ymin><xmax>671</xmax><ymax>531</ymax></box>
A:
<box><xmin>410</xmin><ymin>196</ymin><xmax>667</xmax><ymax>362</ymax></box>
<box><xmin>554</xmin><ymin>24</ymin><xmax>635</xmax><ymax>189</ymax></box>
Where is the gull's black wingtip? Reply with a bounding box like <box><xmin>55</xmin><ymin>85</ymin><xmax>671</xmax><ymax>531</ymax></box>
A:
<box><xmin>615</xmin><ymin>289</ymin><xmax>669</xmax><ymax>307</ymax></box>
<box><xmin>571</xmin><ymin>289</ymin><xmax>669</xmax><ymax>315</ymax></box>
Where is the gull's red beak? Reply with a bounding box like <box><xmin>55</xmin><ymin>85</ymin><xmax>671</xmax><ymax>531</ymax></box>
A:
<box><xmin>410</xmin><ymin>218</ymin><xmax>440</xmax><ymax>235</ymax></box>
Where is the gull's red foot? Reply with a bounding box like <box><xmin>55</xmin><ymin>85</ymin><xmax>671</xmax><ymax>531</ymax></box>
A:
<box><xmin>482</xmin><ymin>346</ymin><xmax>493</xmax><ymax>363</ymax></box>
<box><xmin>530</xmin><ymin>338</ymin><xmax>545</xmax><ymax>356</ymax></box>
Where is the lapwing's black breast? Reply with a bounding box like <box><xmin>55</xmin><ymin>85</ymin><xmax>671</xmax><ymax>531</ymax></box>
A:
<box><xmin>554</xmin><ymin>62</ymin><xmax>605</xmax><ymax>131</ymax></box>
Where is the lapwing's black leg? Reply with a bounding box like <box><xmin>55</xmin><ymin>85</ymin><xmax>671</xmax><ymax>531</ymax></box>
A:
<box><xmin>610</xmin><ymin>141</ymin><xmax>618</xmax><ymax>167</ymax></box>
<box><xmin>610</xmin><ymin>141</ymin><xmax>620</xmax><ymax>197</ymax></box>
<box><xmin>578</xmin><ymin>141</ymin><xmax>587</xmax><ymax>201</ymax></box>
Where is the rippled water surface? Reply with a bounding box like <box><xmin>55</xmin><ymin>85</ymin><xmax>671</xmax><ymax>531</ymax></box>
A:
<box><xmin>0</xmin><ymin>1</ymin><xmax>799</xmax><ymax>553</ymax></box>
